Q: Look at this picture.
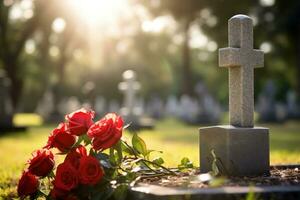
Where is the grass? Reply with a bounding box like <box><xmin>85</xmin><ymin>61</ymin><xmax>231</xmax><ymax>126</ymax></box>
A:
<box><xmin>0</xmin><ymin>118</ymin><xmax>300</xmax><ymax>199</ymax></box>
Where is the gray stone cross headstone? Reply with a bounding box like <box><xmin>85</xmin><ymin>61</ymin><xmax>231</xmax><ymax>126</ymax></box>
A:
<box><xmin>219</xmin><ymin>14</ymin><xmax>264</xmax><ymax>127</ymax></box>
<box><xmin>118</xmin><ymin>70</ymin><xmax>141</xmax><ymax>116</ymax></box>
<box><xmin>199</xmin><ymin>14</ymin><xmax>269</xmax><ymax>177</ymax></box>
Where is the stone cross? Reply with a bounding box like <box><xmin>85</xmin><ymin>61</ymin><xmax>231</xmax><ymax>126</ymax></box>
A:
<box><xmin>219</xmin><ymin>14</ymin><xmax>264</xmax><ymax>127</ymax></box>
<box><xmin>118</xmin><ymin>70</ymin><xmax>140</xmax><ymax>115</ymax></box>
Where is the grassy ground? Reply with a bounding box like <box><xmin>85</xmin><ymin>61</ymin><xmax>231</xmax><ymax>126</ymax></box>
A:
<box><xmin>0</xmin><ymin>118</ymin><xmax>300</xmax><ymax>199</ymax></box>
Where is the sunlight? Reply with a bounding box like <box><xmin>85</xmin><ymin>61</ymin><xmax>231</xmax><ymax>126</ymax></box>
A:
<box><xmin>67</xmin><ymin>0</ymin><xmax>128</xmax><ymax>27</ymax></box>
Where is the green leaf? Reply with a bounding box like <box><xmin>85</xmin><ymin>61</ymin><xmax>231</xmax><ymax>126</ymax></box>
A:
<box><xmin>82</xmin><ymin>134</ymin><xmax>91</xmax><ymax>145</ymax></box>
<box><xmin>47</xmin><ymin>171</ymin><xmax>55</xmax><ymax>178</ymax></box>
<box><xmin>114</xmin><ymin>141</ymin><xmax>123</xmax><ymax>163</ymax></box>
<box><xmin>113</xmin><ymin>184</ymin><xmax>128</xmax><ymax>200</ymax></box>
<box><xmin>121</xmin><ymin>141</ymin><xmax>135</xmax><ymax>155</ymax></box>
<box><xmin>132</xmin><ymin>133</ymin><xmax>147</xmax><ymax>157</ymax></box>
<box><xmin>178</xmin><ymin>157</ymin><xmax>193</xmax><ymax>169</ymax></box>
<box><xmin>211</xmin><ymin>149</ymin><xmax>220</xmax><ymax>176</ymax></box>
<box><xmin>72</xmin><ymin>135</ymin><xmax>84</xmax><ymax>147</ymax></box>
<box><xmin>152</xmin><ymin>157</ymin><xmax>164</xmax><ymax>167</ymax></box>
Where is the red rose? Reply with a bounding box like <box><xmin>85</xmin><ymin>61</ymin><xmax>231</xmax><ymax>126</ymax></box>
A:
<box><xmin>28</xmin><ymin>149</ymin><xmax>55</xmax><ymax>177</ymax></box>
<box><xmin>65</xmin><ymin>145</ymin><xmax>87</xmax><ymax>169</ymax></box>
<box><xmin>50</xmin><ymin>187</ymin><xmax>68</xmax><ymax>199</ymax></box>
<box><xmin>17</xmin><ymin>171</ymin><xmax>39</xmax><ymax>198</ymax></box>
<box><xmin>79</xmin><ymin>156</ymin><xmax>104</xmax><ymax>185</ymax></box>
<box><xmin>65</xmin><ymin>108</ymin><xmax>95</xmax><ymax>136</ymax></box>
<box><xmin>87</xmin><ymin>113</ymin><xmax>123</xmax><ymax>150</ymax></box>
<box><xmin>44</xmin><ymin>123</ymin><xmax>76</xmax><ymax>152</ymax></box>
<box><xmin>54</xmin><ymin>162</ymin><xmax>78</xmax><ymax>191</ymax></box>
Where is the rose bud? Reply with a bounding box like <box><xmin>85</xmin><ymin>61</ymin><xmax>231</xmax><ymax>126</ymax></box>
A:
<box><xmin>64</xmin><ymin>145</ymin><xmax>87</xmax><ymax>169</ymax></box>
<box><xmin>28</xmin><ymin>149</ymin><xmax>55</xmax><ymax>177</ymax></box>
<box><xmin>44</xmin><ymin>123</ymin><xmax>76</xmax><ymax>152</ymax></box>
<box><xmin>79</xmin><ymin>156</ymin><xmax>104</xmax><ymax>185</ymax></box>
<box><xmin>87</xmin><ymin>113</ymin><xmax>123</xmax><ymax>151</ymax></box>
<box><xmin>53</xmin><ymin>161</ymin><xmax>78</xmax><ymax>191</ymax></box>
<box><xmin>17</xmin><ymin>171</ymin><xmax>39</xmax><ymax>198</ymax></box>
<box><xmin>65</xmin><ymin>108</ymin><xmax>95</xmax><ymax>136</ymax></box>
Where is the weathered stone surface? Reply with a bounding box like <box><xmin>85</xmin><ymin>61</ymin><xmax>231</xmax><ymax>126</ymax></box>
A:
<box><xmin>199</xmin><ymin>14</ymin><xmax>269</xmax><ymax>176</ymax></box>
<box><xmin>129</xmin><ymin>184</ymin><xmax>300</xmax><ymax>200</ymax></box>
<box><xmin>200</xmin><ymin>125</ymin><xmax>269</xmax><ymax>176</ymax></box>
<box><xmin>219</xmin><ymin>14</ymin><xmax>264</xmax><ymax>128</ymax></box>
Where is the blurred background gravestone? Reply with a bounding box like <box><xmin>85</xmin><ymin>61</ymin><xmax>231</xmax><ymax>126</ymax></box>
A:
<box><xmin>119</xmin><ymin>70</ymin><xmax>154</xmax><ymax>130</ymax></box>
<box><xmin>145</xmin><ymin>95</ymin><xmax>164</xmax><ymax>119</ymax></box>
<box><xmin>194</xmin><ymin>81</ymin><xmax>221</xmax><ymax>124</ymax></box>
<box><xmin>286</xmin><ymin>90</ymin><xmax>300</xmax><ymax>119</ymax></box>
<box><xmin>257</xmin><ymin>80</ymin><xmax>287</xmax><ymax>122</ymax></box>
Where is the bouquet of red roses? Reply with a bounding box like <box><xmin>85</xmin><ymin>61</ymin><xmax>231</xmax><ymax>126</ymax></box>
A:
<box><xmin>17</xmin><ymin>108</ymin><xmax>174</xmax><ymax>200</ymax></box>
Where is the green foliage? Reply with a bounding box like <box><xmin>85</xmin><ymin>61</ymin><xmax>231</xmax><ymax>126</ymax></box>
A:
<box><xmin>211</xmin><ymin>149</ymin><xmax>220</xmax><ymax>176</ymax></box>
<box><xmin>132</xmin><ymin>132</ymin><xmax>148</xmax><ymax>158</ymax></box>
<box><xmin>178</xmin><ymin>157</ymin><xmax>194</xmax><ymax>169</ymax></box>
<box><xmin>152</xmin><ymin>157</ymin><xmax>165</xmax><ymax>167</ymax></box>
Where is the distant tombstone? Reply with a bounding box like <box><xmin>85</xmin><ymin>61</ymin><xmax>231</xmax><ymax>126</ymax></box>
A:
<box><xmin>178</xmin><ymin>95</ymin><xmax>199</xmax><ymax>123</ymax></box>
<box><xmin>165</xmin><ymin>95</ymin><xmax>180</xmax><ymax>117</ymax></box>
<box><xmin>286</xmin><ymin>90</ymin><xmax>300</xmax><ymax>119</ymax></box>
<box><xmin>0</xmin><ymin>70</ymin><xmax>26</xmax><ymax>132</ymax></box>
<box><xmin>195</xmin><ymin>81</ymin><xmax>221</xmax><ymax>124</ymax></box>
<box><xmin>135</xmin><ymin>97</ymin><xmax>145</xmax><ymax>116</ymax></box>
<box><xmin>36</xmin><ymin>90</ymin><xmax>55</xmax><ymax>120</ymax></box>
<box><xmin>275</xmin><ymin>103</ymin><xmax>287</xmax><ymax>122</ymax></box>
<box><xmin>257</xmin><ymin>80</ymin><xmax>277</xmax><ymax>122</ymax></box>
<box><xmin>95</xmin><ymin>96</ymin><xmax>107</xmax><ymax>116</ymax></box>
<box><xmin>118</xmin><ymin>70</ymin><xmax>154</xmax><ymax>130</ymax></box>
<box><xmin>118</xmin><ymin>70</ymin><xmax>141</xmax><ymax>121</ymax></box>
<box><xmin>145</xmin><ymin>95</ymin><xmax>164</xmax><ymax>119</ymax></box>
<box><xmin>108</xmin><ymin>100</ymin><xmax>120</xmax><ymax>113</ymax></box>
<box><xmin>63</xmin><ymin>96</ymin><xmax>81</xmax><ymax>115</ymax></box>
<box><xmin>82</xmin><ymin>81</ymin><xmax>96</xmax><ymax>108</ymax></box>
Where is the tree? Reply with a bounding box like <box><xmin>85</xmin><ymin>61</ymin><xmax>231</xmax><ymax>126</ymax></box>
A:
<box><xmin>0</xmin><ymin>0</ymin><xmax>49</xmax><ymax>111</ymax></box>
<box><xmin>256</xmin><ymin>0</ymin><xmax>300</xmax><ymax>99</ymax></box>
<box><xmin>142</xmin><ymin>0</ymin><xmax>208</xmax><ymax>95</ymax></box>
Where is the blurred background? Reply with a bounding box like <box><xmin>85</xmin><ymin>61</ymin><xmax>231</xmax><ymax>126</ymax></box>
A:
<box><xmin>1</xmin><ymin>0</ymin><xmax>300</xmax><ymax>125</ymax></box>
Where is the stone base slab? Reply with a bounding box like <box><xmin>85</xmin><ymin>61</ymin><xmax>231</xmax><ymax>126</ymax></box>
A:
<box><xmin>200</xmin><ymin>125</ymin><xmax>269</xmax><ymax>176</ymax></box>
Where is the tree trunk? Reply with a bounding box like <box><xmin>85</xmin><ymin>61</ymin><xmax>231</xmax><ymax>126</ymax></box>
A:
<box><xmin>294</xmin><ymin>25</ymin><xmax>300</xmax><ymax>100</ymax></box>
<box><xmin>4</xmin><ymin>58</ymin><xmax>23</xmax><ymax>112</ymax></box>
<box><xmin>182</xmin><ymin>18</ymin><xmax>193</xmax><ymax>96</ymax></box>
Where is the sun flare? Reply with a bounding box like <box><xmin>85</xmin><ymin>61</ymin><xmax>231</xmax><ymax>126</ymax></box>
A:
<box><xmin>67</xmin><ymin>0</ymin><xmax>128</xmax><ymax>27</ymax></box>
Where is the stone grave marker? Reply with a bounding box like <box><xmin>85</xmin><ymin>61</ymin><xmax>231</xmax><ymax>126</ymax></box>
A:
<box><xmin>178</xmin><ymin>95</ymin><xmax>199</xmax><ymax>123</ymax></box>
<box><xmin>118</xmin><ymin>70</ymin><xmax>154</xmax><ymax>130</ymax></box>
<box><xmin>145</xmin><ymin>95</ymin><xmax>164</xmax><ymax>119</ymax></box>
<box><xmin>95</xmin><ymin>96</ymin><xmax>107</xmax><ymax>116</ymax></box>
<box><xmin>195</xmin><ymin>81</ymin><xmax>221</xmax><ymax>124</ymax></box>
<box><xmin>165</xmin><ymin>95</ymin><xmax>180</xmax><ymax>117</ymax></box>
<box><xmin>108</xmin><ymin>99</ymin><xmax>120</xmax><ymax>113</ymax></box>
<box><xmin>200</xmin><ymin>15</ymin><xmax>269</xmax><ymax>176</ymax></box>
<box><xmin>119</xmin><ymin>70</ymin><xmax>141</xmax><ymax>122</ymax></box>
<box><xmin>257</xmin><ymin>80</ymin><xmax>277</xmax><ymax>122</ymax></box>
<box><xmin>286</xmin><ymin>90</ymin><xmax>300</xmax><ymax>119</ymax></box>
